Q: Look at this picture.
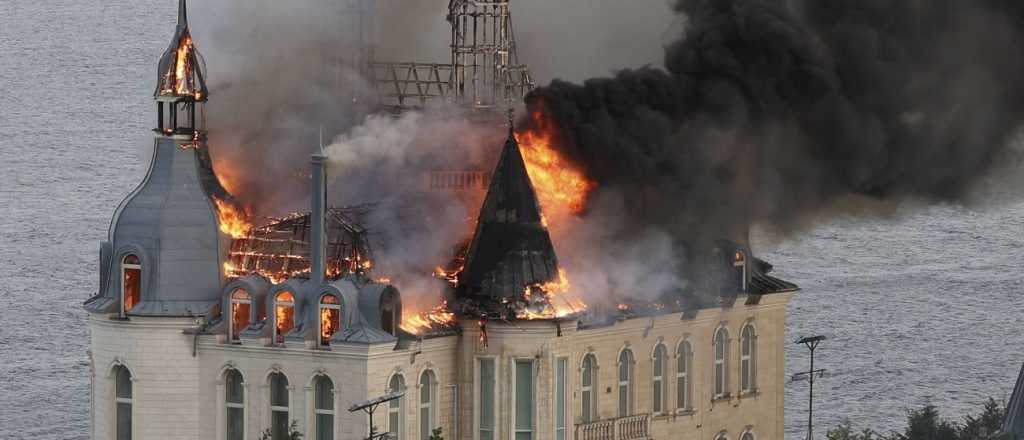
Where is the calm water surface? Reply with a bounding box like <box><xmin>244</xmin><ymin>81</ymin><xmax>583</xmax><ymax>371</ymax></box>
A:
<box><xmin>2</xmin><ymin>2</ymin><xmax>1022</xmax><ymax>439</ymax></box>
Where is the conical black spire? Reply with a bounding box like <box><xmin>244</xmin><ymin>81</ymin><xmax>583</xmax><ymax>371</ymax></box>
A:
<box><xmin>457</xmin><ymin>130</ymin><xmax>559</xmax><ymax>300</ymax></box>
<box><xmin>178</xmin><ymin>0</ymin><xmax>188</xmax><ymax>27</ymax></box>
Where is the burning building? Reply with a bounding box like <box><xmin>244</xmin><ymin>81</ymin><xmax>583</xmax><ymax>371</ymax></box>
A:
<box><xmin>84</xmin><ymin>2</ymin><xmax>797</xmax><ymax>440</ymax></box>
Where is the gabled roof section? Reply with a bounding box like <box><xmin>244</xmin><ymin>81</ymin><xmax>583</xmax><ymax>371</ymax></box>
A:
<box><xmin>457</xmin><ymin>129</ymin><xmax>559</xmax><ymax>300</ymax></box>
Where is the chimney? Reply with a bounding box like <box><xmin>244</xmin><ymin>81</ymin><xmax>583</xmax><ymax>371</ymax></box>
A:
<box><xmin>310</xmin><ymin>150</ymin><xmax>327</xmax><ymax>285</ymax></box>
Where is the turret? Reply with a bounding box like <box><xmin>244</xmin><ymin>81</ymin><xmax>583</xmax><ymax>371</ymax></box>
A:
<box><xmin>154</xmin><ymin>0</ymin><xmax>209</xmax><ymax>141</ymax></box>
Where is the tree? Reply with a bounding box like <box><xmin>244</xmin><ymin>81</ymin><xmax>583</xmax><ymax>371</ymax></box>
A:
<box><xmin>427</xmin><ymin>427</ymin><xmax>445</xmax><ymax>440</ymax></box>
<box><xmin>827</xmin><ymin>420</ymin><xmax>878</xmax><ymax>440</ymax></box>
<box><xmin>258</xmin><ymin>420</ymin><xmax>303</xmax><ymax>440</ymax></box>
<box><xmin>960</xmin><ymin>398</ymin><xmax>1006</xmax><ymax>440</ymax></box>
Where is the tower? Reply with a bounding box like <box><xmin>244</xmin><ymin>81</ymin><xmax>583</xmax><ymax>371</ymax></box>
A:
<box><xmin>154</xmin><ymin>0</ymin><xmax>208</xmax><ymax>142</ymax></box>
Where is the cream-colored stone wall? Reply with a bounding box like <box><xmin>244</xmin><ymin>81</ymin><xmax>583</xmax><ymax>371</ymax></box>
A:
<box><xmin>89</xmin><ymin>315</ymin><xmax>204</xmax><ymax>440</ymax></box>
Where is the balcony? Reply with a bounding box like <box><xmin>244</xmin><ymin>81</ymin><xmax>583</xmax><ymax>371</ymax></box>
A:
<box><xmin>575</xmin><ymin>414</ymin><xmax>651</xmax><ymax>440</ymax></box>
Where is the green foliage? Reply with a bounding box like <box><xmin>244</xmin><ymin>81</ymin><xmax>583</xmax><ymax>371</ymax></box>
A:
<box><xmin>258</xmin><ymin>420</ymin><xmax>304</xmax><ymax>440</ymax></box>
<box><xmin>428</xmin><ymin>427</ymin><xmax>445</xmax><ymax>440</ymax></box>
<box><xmin>826</xmin><ymin>399</ymin><xmax>1007</xmax><ymax>440</ymax></box>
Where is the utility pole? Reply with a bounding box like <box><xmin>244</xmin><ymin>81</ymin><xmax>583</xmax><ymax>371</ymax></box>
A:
<box><xmin>792</xmin><ymin>335</ymin><xmax>827</xmax><ymax>440</ymax></box>
<box><xmin>349</xmin><ymin>391</ymin><xmax>404</xmax><ymax>440</ymax></box>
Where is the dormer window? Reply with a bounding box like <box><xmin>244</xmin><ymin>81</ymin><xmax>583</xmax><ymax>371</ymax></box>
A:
<box><xmin>734</xmin><ymin>250</ymin><xmax>747</xmax><ymax>291</ymax></box>
<box><xmin>380</xmin><ymin>291</ymin><xmax>400</xmax><ymax>336</ymax></box>
<box><xmin>274</xmin><ymin>292</ymin><xmax>295</xmax><ymax>344</ymax></box>
<box><xmin>319</xmin><ymin>294</ymin><xmax>341</xmax><ymax>346</ymax></box>
<box><xmin>229</xmin><ymin>289</ymin><xmax>251</xmax><ymax>341</ymax></box>
<box><xmin>121</xmin><ymin>255</ymin><xmax>141</xmax><ymax>317</ymax></box>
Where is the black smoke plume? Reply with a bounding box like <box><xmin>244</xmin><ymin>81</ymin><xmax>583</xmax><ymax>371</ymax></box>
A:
<box><xmin>524</xmin><ymin>0</ymin><xmax>1024</xmax><ymax>244</ymax></box>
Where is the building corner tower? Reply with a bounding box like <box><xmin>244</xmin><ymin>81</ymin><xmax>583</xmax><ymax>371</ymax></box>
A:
<box><xmin>83</xmin><ymin>1</ymin><xmax>223</xmax><ymax>439</ymax></box>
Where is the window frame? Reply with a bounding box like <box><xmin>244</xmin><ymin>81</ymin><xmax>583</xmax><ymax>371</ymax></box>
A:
<box><xmin>652</xmin><ymin>344</ymin><xmax>667</xmax><ymax>415</ymax></box>
<box><xmin>268</xmin><ymin>372</ymin><xmax>290</xmax><ymax>440</ymax></box>
<box><xmin>580</xmin><ymin>353</ymin><xmax>597</xmax><ymax>423</ymax></box>
<box><xmin>511</xmin><ymin>358</ymin><xmax>536</xmax><ymax>440</ymax></box>
<box><xmin>740</xmin><ymin>323</ymin><xmax>757</xmax><ymax>394</ymax></box>
<box><xmin>617</xmin><ymin>348</ymin><xmax>634</xmax><ymax>418</ymax></box>
<box><xmin>418</xmin><ymin>370</ymin><xmax>437</xmax><ymax>440</ymax></box>
<box><xmin>714</xmin><ymin>327</ymin><xmax>730</xmax><ymax>400</ymax></box>
<box><xmin>554</xmin><ymin>357</ymin><xmax>569</xmax><ymax>440</ymax></box>
<box><xmin>224</xmin><ymin>368</ymin><xmax>245</xmax><ymax>440</ymax></box>
<box><xmin>120</xmin><ymin>254</ymin><xmax>141</xmax><ymax>317</ymax></box>
<box><xmin>740</xmin><ymin>430</ymin><xmax>756</xmax><ymax>440</ymax></box>
<box><xmin>229</xmin><ymin>289</ymin><xmax>251</xmax><ymax>341</ymax></box>
<box><xmin>273</xmin><ymin>291</ymin><xmax>295</xmax><ymax>344</ymax></box>
<box><xmin>313</xmin><ymin>375</ymin><xmax>335</xmax><ymax>440</ymax></box>
<box><xmin>319</xmin><ymin>294</ymin><xmax>341</xmax><ymax>347</ymax></box>
<box><xmin>676</xmin><ymin>340</ymin><xmax>693</xmax><ymax>412</ymax></box>
<box><xmin>476</xmin><ymin>357</ymin><xmax>497</xmax><ymax>440</ymax></box>
<box><xmin>113</xmin><ymin>364</ymin><xmax>133</xmax><ymax>440</ymax></box>
<box><xmin>388</xmin><ymin>374</ymin><xmax>406</xmax><ymax>440</ymax></box>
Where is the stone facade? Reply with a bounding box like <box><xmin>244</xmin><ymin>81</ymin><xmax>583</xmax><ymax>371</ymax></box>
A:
<box><xmin>88</xmin><ymin>292</ymin><xmax>791</xmax><ymax>440</ymax></box>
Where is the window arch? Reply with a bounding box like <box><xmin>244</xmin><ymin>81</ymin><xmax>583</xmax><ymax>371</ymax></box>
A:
<box><xmin>230</xmin><ymin>289</ymin><xmax>251</xmax><ymax>341</ymax></box>
<box><xmin>113</xmin><ymin>365</ymin><xmax>133</xmax><ymax>440</ymax></box>
<box><xmin>741</xmin><ymin>323</ymin><xmax>757</xmax><ymax>393</ymax></box>
<box><xmin>388</xmin><ymin>374</ymin><xmax>406</xmax><ymax>440</ymax></box>
<box><xmin>580</xmin><ymin>353</ymin><xmax>597</xmax><ymax>423</ymax></box>
<box><xmin>740</xmin><ymin>430</ymin><xmax>755</xmax><ymax>440</ymax></box>
<box><xmin>314</xmin><ymin>375</ymin><xmax>335</xmax><ymax>440</ymax></box>
<box><xmin>419</xmin><ymin>370</ymin><xmax>436</xmax><ymax>440</ymax></box>
<box><xmin>715</xmin><ymin>432</ymin><xmax>730</xmax><ymax>440</ymax></box>
<box><xmin>224</xmin><ymin>369</ymin><xmax>244</xmax><ymax>440</ymax></box>
<box><xmin>269</xmin><ymin>372</ymin><xmax>290</xmax><ymax>440</ymax></box>
<box><xmin>319</xmin><ymin>294</ymin><xmax>341</xmax><ymax>346</ymax></box>
<box><xmin>652</xmin><ymin>344</ymin><xmax>667</xmax><ymax>415</ymax></box>
<box><xmin>617</xmin><ymin>349</ymin><xmax>634</xmax><ymax>417</ymax></box>
<box><xmin>274</xmin><ymin>291</ymin><xmax>295</xmax><ymax>344</ymax></box>
<box><xmin>676</xmin><ymin>340</ymin><xmax>693</xmax><ymax>410</ymax></box>
<box><xmin>121</xmin><ymin>254</ymin><xmax>141</xmax><ymax>316</ymax></box>
<box><xmin>714</xmin><ymin>327</ymin><xmax>730</xmax><ymax>399</ymax></box>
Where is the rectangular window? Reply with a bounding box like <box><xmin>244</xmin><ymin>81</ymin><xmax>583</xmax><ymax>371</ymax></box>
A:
<box><xmin>555</xmin><ymin>358</ymin><xmax>567</xmax><ymax>440</ymax></box>
<box><xmin>514</xmin><ymin>360</ymin><xmax>535</xmax><ymax>440</ymax></box>
<box><xmin>653</xmin><ymin>377</ymin><xmax>663</xmax><ymax>414</ymax></box>
<box><xmin>479</xmin><ymin>359</ymin><xmax>495</xmax><ymax>440</ymax></box>
<box><xmin>227</xmin><ymin>406</ymin><xmax>244</xmax><ymax>440</ymax></box>
<box><xmin>271</xmin><ymin>411</ymin><xmax>289</xmax><ymax>440</ymax></box>
<box><xmin>116</xmin><ymin>401</ymin><xmax>131</xmax><ymax>440</ymax></box>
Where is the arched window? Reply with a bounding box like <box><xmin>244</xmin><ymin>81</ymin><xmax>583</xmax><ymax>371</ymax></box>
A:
<box><xmin>676</xmin><ymin>341</ymin><xmax>693</xmax><ymax>410</ymax></box>
<box><xmin>741</xmin><ymin>324</ymin><xmax>757</xmax><ymax>393</ymax></box>
<box><xmin>714</xmin><ymin>328</ymin><xmax>730</xmax><ymax>399</ymax></box>
<box><xmin>274</xmin><ymin>292</ymin><xmax>295</xmax><ymax>344</ymax></box>
<box><xmin>715</xmin><ymin>433</ymin><xmax>730</xmax><ymax>440</ymax></box>
<box><xmin>230</xmin><ymin>289</ymin><xmax>251</xmax><ymax>341</ymax></box>
<box><xmin>314</xmin><ymin>375</ymin><xmax>335</xmax><ymax>440</ymax></box>
<box><xmin>419</xmin><ymin>370</ymin><xmax>436</xmax><ymax>440</ymax></box>
<box><xmin>121</xmin><ymin>255</ymin><xmax>141</xmax><ymax>316</ymax></box>
<box><xmin>388</xmin><ymin>375</ymin><xmax>405</xmax><ymax>440</ymax></box>
<box><xmin>225</xmin><ymin>369</ymin><xmax>244</xmax><ymax>440</ymax></box>
<box><xmin>114</xmin><ymin>365</ymin><xmax>132</xmax><ymax>440</ymax></box>
<box><xmin>269</xmin><ymin>372</ymin><xmax>290</xmax><ymax>440</ymax></box>
<box><xmin>319</xmin><ymin>294</ymin><xmax>341</xmax><ymax>346</ymax></box>
<box><xmin>740</xmin><ymin>431</ymin><xmax>755</xmax><ymax>440</ymax></box>
<box><xmin>652</xmin><ymin>344</ymin><xmax>667</xmax><ymax>414</ymax></box>
<box><xmin>617</xmin><ymin>349</ymin><xmax>634</xmax><ymax>417</ymax></box>
<box><xmin>580</xmin><ymin>354</ymin><xmax>597</xmax><ymax>423</ymax></box>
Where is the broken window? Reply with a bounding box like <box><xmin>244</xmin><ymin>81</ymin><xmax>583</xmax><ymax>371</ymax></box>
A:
<box><xmin>618</xmin><ymin>349</ymin><xmax>634</xmax><ymax>417</ymax></box>
<box><xmin>319</xmin><ymin>294</ymin><xmax>341</xmax><ymax>346</ymax></box>
<box><xmin>229</xmin><ymin>289</ymin><xmax>251</xmax><ymax>341</ymax></box>
<box><xmin>741</xmin><ymin>324</ymin><xmax>757</xmax><ymax>393</ymax></box>
<box><xmin>274</xmin><ymin>292</ymin><xmax>295</xmax><ymax>344</ymax></box>
<box><xmin>580</xmin><ymin>354</ymin><xmax>597</xmax><ymax>423</ymax></box>
<box><xmin>388</xmin><ymin>375</ymin><xmax>405</xmax><ymax>440</ymax></box>
<box><xmin>114</xmin><ymin>365</ymin><xmax>132</xmax><ymax>440</ymax></box>
<box><xmin>314</xmin><ymin>375</ymin><xmax>335</xmax><ymax>440</ymax></box>
<box><xmin>652</xmin><ymin>344</ymin><xmax>667</xmax><ymax>415</ymax></box>
<box><xmin>269</xmin><ymin>372</ymin><xmax>289</xmax><ymax>440</ymax></box>
<box><xmin>224</xmin><ymin>369</ymin><xmax>244</xmax><ymax>440</ymax></box>
<box><xmin>714</xmin><ymin>328</ymin><xmax>730</xmax><ymax>398</ymax></box>
<box><xmin>121</xmin><ymin>255</ymin><xmax>141</xmax><ymax>316</ymax></box>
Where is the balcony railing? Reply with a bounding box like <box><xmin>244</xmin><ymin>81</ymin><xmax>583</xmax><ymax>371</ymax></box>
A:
<box><xmin>575</xmin><ymin>414</ymin><xmax>651</xmax><ymax>440</ymax></box>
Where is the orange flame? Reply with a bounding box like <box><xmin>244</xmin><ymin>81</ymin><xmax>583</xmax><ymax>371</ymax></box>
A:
<box><xmin>517</xmin><ymin>112</ymin><xmax>596</xmax><ymax>217</ymax></box>
<box><xmin>400</xmin><ymin>302</ymin><xmax>457</xmax><ymax>335</ymax></box>
<box><xmin>213</xmin><ymin>198</ymin><xmax>253</xmax><ymax>238</ymax></box>
<box><xmin>518</xmin><ymin>268</ymin><xmax>587</xmax><ymax>320</ymax></box>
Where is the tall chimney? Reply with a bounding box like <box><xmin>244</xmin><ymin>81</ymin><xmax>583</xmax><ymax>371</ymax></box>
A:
<box><xmin>310</xmin><ymin>150</ymin><xmax>327</xmax><ymax>285</ymax></box>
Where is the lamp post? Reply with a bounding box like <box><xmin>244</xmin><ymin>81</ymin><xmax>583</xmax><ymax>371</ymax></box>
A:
<box><xmin>349</xmin><ymin>391</ymin><xmax>404</xmax><ymax>440</ymax></box>
<box><xmin>792</xmin><ymin>335</ymin><xmax>827</xmax><ymax>440</ymax></box>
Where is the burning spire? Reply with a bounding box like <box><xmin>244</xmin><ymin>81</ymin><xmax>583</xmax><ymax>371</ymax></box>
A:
<box><xmin>456</xmin><ymin>127</ymin><xmax>560</xmax><ymax>307</ymax></box>
<box><xmin>155</xmin><ymin>0</ymin><xmax>208</xmax><ymax>102</ymax></box>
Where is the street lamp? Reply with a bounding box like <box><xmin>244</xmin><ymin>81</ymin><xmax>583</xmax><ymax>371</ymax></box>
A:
<box><xmin>349</xmin><ymin>391</ymin><xmax>405</xmax><ymax>440</ymax></box>
<box><xmin>792</xmin><ymin>335</ymin><xmax>827</xmax><ymax>440</ymax></box>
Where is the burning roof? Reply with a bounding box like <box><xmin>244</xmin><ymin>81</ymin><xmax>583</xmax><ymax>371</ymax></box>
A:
<box><xmin>225</xmin><ymin>207</ymin><xmax>374</xmax><ymax>283</ymax></box>
<box><xmin>155</xmin><ymin>0</ymin><xmax>208</xmax><ymax>101</ymax></box>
